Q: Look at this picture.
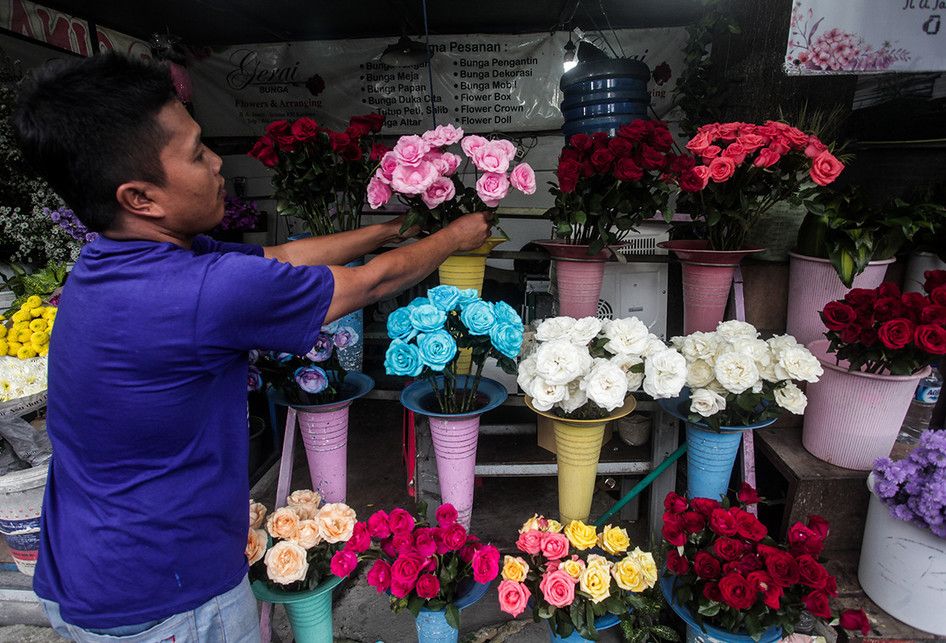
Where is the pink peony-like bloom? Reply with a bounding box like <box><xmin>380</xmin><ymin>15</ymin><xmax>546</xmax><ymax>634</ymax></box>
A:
<box><xmin>471</xmin><ymin>544</ymin><xmax>501</xmax><ymax>583</ymax></box>
<box><xmin>377</xmin><ymin>151</ymin><xmax>399</xmax><ymax>184</ymax></box>
<box><xmin>460</xmin><ymin>134</ymin><xmax>489</xmax><ymax>159</ymax></box>
<box><xmin>540</xmin><ymin>532</ymin><xmax>570</xmax><ymax>560</ymax></box>
<box><xmin>413</xmin><ymin>528</ymin><xmax>438</xmax><ymax>557</ymax></box>
<box><xmin>366</xmin><ymin>559</ymin><xmax>392</xmax><ymax>593</ymax></box>
<box><xmin>391</xmin><ymin>161</ymin><xmax>439</xmax><ymax>195</ymax></box>
<box><xmin>330</xmin><ymin>550</ymin><xmax>358</xmax><ymax>578</ymax></box>
<box><xmin>389</xmin><ymin>508</ymin><xmax>416</xmax><ymax>534</ymax></box>
<box><xmin>393</xmin><ymin>135</ymin><xmax>431</xmax><ymax>167</ymax></box>
<box><xmin>442</xmin><ymin>523</ymin><xmax>467</xmax><ymax>551</ymax></box>
<box><xmin>516</xmin><ymin>529</ymin><xmax>543</xmax><ymax>555</ymax></box>
<box><xmin>497</xmin><ymin>580</ymin><xmax>531</xmax><ymax>617</ymax></box>
<box><xmin>475</xmin><ymin>172</ymin><xmax>510</xmax><ymax>207</ymax></box>
<box><xmin>708</xmin><ymin>156</ymin><xmax>737</xmax><ymax>182</ymax></box>
<box><xmin>422</xmin><ymin>123</ymin><xmax>464</xmax><ymax>147</ymax></box>
<box><xmin>472</xmin><ymin>140</ymin><xmax>512</xmax><ymax>174</ymax></box>
<box><xmin>422</xmin><ymin>176</ymin><xmax>456</xmax><ymax>209</ymax></box>
<box><xmin>539</xmin><ymin>570</ymin><xmax>577</xmax><ymax>608</ymax></box>
<box><xmin>510</xmin><ymin>163</ymin><xmax>536</xmax><ymax>195</ymax></box>
<box><xmin>436</xmin><ymin>504</ymin><xmax>458</xmax><ymax>528</ymax></box>
<box><xmin>415</xmin><ymin>573</ymin><xmax>441</xmax><ymax>599</ymax></box>
<box><xmin>367</xmin><ymin>176</ymin><xmax>393</xmax><ymax>209</ymax></box>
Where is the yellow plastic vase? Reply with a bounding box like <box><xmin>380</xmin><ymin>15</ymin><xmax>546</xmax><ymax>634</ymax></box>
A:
<box><xmin>526</xmin><ymin>397</ymin><xmax>637</xmax><ymax>523</ymax></box>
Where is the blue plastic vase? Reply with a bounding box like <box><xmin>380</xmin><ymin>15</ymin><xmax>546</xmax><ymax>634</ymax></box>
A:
<box><xmin>660</xmin><ymin>576</ymin><xmax>782</xmax><ymax>643</ymax></box>
<box><xmin>413</xmin><ymin>580</ymin><xmax>491</xmax><ymax>643</ymax></box>
<box><xmin>547</xmin><ymin>611</ymin><xmax>624</xmax><ymax>641</ymax></box>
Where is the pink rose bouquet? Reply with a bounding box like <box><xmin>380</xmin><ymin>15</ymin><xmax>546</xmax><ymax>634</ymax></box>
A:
<box><xmin>332</xmin><ymin>503</ymin><xmax>500</xmax><ymax>630</ymax></box>
<box><xmin>498</xmin><ymin>515</ymin><xmax>669</xmax><ymax>640</ymax></box>
<box><xmin>366</xmin><ymin>124</ymin><xmax>535</xmax><ymax>234</ymax></box>
<box><xmin>677</xmin><ymin>120</ymin><xmax>844</xmax><ymax>250</ymax></box>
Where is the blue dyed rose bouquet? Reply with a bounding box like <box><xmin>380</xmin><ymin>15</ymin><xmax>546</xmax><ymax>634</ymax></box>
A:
<box><xmin>254</xmin><ymin>320</ymin><xmax>361</xmax><ymax>405</ymax></box>
<box><xmin>384</xmin><ymin>285</ymin><xmax>523</xmax><ymax>413</ymax></box>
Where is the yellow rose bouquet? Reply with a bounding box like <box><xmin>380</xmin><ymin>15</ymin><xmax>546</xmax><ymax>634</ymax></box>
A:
<box><xmin>497</xmin><ymin>515</ymin><xmax>677</xmax><ymax>641</ymax></box>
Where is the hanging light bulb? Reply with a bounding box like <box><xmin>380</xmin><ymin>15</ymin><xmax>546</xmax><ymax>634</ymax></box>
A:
<box><xmin>563</xmin><ymin>35</ymin><xmax>577</xmax><ymax>72</ymax></box>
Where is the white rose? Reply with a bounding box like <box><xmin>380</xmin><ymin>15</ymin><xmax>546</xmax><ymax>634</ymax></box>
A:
<box><xmin>774</xmin><ymin>381</ymin><xmax>808</xmax><ymax>414</ymax></box>
<box><xmin>676</xmin><ymin>332</ymin><xmax>721</xmax><ymax>364</ymax></box>
<box><xmin>737</xmin><ymin>338</ymin><xmax>773</xmax><ymax>369</ymax></box>
<box><xmin>642</xmin><ymin>349</ymin><xmax>687</xmax><ymax>399</ymax></box>
<box><xmin>705</xmin><ymin>379</ymin><xmax>730</xmax><ymax>396</ymax></box>
<box><xmin>517</xmin><ymin>355</ymin><xmax>538</xmax><ymax>392</ymax></box>
<box><xmin>560</xmin><ymin>379</ymin><xmax>589</xmax><ymax>414</ymax></box>
<box><xmin>641</xmin><ymin>335</ymin><xmax>668</xmax><ymax>358</ymax></box>
<box><xmin>568</xmin><ymin>317</ymin><xmax>602</xmax><ymax>346</ymax></box>
<box><xmin>777</xmin><ymin>346</ymin><xmax>823</xmax><ymax>383</ymax></box>
<box><xmin>529</xmin><ymin>376</ymin><xmax>568</xmax><ymax>411</ymax></box>
<box><xmin>535</xmin><ymin>317</ymin><xmax>576</xmax><ymax>341</ymax></box>
<box><xmin>603</xmin><ymin>317</ymin><xmax>650</xmax><ymax>355</ymax></box>
<box><xmin>581</xmin><ymin>361</ymin><xmax>629</xmax><ymax>412</ymax></box>
<box><xmin>246</xmin><ymin>528</ymin><xmax>268</xmax><ymax>565</ymax></box>
<box><xmin>610</xmin><ymin>353</ymin><xmax>644</xmax><ymax>391</ymax></box>
<box><xmin>716</xmin><ymin>320</ymin><xmax>760</xmax><ymax>343</ymax></box>
<box><xmin>535</xmin><ymin>340</ymin><xmax>592</xmax><ymax>385</ymax></box>
<box><xmin>685</xmin><ymin>359</ymin><xmax>716</xmax><ymax>389</ymax></box>
<box><xmin>767</xmin><ymin>334</ymin><xmax>801</xmax><ymax>357</ymax></box>
<box><xmin>714</xmin><ymin>351</ymin><xmax>761</xmax><ymax>394</ymax></box>
<box><xmin>689</xmin><ymin>388</ymin><xmax>727</xmax><ymax>417</ymax></box>
<box><xmin>264</xmin><ymin>540</ymin><xmax>309</xmax><ymax>585</ymax></box>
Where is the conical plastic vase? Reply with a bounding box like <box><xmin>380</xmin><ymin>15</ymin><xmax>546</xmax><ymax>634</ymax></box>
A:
<box><xmin>803</xmin><ymin>340</ymin><xmax>930</xmax><ymax>470</ymax></box>
<box><xmin>534</xmin><ymin>240</ymin><xmax>612</xmax><ymax>319</ymax></box>
<box><xmin>660</xmin><ymin>576</ymin><xmax>782</xmax><ymax>643</ymax></box>
<box><xmin>525</xmin><ymin>397</ymin><xmax>636</xmax><ymax>523</ymax></box>
<box><xmin>658</xmin><ymin>241</ymin><xmax>764</xmax><ymax>334</ymax></box>
<box><xmin>401</xmin><ymin>377</ymin><xmax>508</xmax><ymax>528</ymax></box>
<box><xmin>252</xmin><ymin>576</ymin><xmax>343</xmax><ymax>643</ymax></box>
<box><xmin>786</xmin><ymin>253</ymin><xmax>894</xmax><ymax>348</ymax></box>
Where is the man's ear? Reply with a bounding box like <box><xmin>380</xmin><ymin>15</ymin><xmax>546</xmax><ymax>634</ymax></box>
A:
<box><xmin>115</xmin><ymin>181</ymin><xmax>164</xmax><ymax>220</ymax></box>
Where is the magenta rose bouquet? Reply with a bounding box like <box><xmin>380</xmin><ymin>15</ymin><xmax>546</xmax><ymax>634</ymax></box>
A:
<box><xmin>366</xmin><ymin>124</ymin><xmax>535</xmax><ymax>234</ymax></box>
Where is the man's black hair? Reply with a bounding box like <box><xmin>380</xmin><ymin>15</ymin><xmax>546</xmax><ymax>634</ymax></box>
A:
<box><xmin>13</xmin><ymin>52</ymin><xmax>177</xmax><ymax>232</ymax></box>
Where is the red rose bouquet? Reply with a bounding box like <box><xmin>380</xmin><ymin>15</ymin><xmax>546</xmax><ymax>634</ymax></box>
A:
<box><xmin>680</xmin><ymin>120</ymin><xmax>843</xmax><ymax>251</ymax></box>
<box><xmin>820</xmin><ymin>270</ymin><xmax>946</xmax><ymax>374</ymax></box>
<box><xmin>548</xmin><ymin>121</ymin><xmax>700</xmax><ymax>255</ymax></box>
<box><xmin>248</xmin><ymin>113</ymin><xmax>387</xmax><ymax>235</ymax></box>
<box><xmin>330</xmin><ymin>503</ymin><xmax>500</xmax><ymax>630</ymax></box>
<box><xmin>661</xmin><ymin>487</ymin><xmax>870</xmax><ymax>638</ymax></box>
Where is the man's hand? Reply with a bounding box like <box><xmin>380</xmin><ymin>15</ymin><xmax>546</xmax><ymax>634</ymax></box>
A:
<box><xmin>386</xmin><ymin>214</ymin><xmax>421</xmax><ymax>242</ymax></box>
<box><xmin>445</xmin><ymin>212</ymin><xmax>492</xmax><ymax>252</ymax></box>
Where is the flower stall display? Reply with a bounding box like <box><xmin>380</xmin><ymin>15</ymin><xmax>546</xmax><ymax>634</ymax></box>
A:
<box><xmin>248</xmin><ymin>112</ymin><xmax>385</xmax><ymax>236</ymax></box>
<box><xmin>662</xmin><ymin>321</ymin><xmax>822</xmax><ymax>500</ymax></box>
<box><xmin>385</xmin><ymin>287</ymin><xmax>523</xmax><ymax>527</ymax></box>
<box><xmin>517</xmin><ymin>316</ymin><xmax>686</xmax><ymax>521</ymax></box>
<box><xmin>247</xmin><ymin>491</ymin><xmax>359</xmax><ymax>643</ymax></box>
<box><xmin>255</xmin><ymin>321</ymin><xmax>374</xmax><ymax>502</ymax></box>
<box><xmin>332</xmin><ymin>503</ymin><xmax>499</xmax><ymax>643</ymax></box>
<box><xmin>661</xmin><ymin>120</ymin><xmax>844</xmax><ymax>333</ymax></box>
<box><xmin>660</xmin><ymin>488</ymin><xmax>871</xmax><ymax>642</ymax></box>
<box><xmin>367</xmin><ymin>125</ymin><xmax>536</xmax><ymax>297</ymax></box>
<box><xmin>803</xmin><ymin>271</ymin><xmax>946</xmax><ymax>470</ymax></box>
<box><xmin>497</xmin><ymin>515</ymin><xmax>673</xmax><ymax>642</ymax></box>
<box><xmin>543</xmin><ymin>122</ymin><xmax>700</xmax><ymax>317</ymax></box>
<box><xmin>859</xmin><ymin>431</ymin><xmax>946</xmax><ymax>634</ymax></box>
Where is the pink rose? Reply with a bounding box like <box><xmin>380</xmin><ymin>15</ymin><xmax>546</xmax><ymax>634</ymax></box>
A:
<box><xmin>366</xmin><ymin>176</ymin><xmax>393</xmax><ymax>209</ymax></box>
<box><xmin>471</xmin><ymin>544</ymin><xmax>500</xmax><ymax>583</ymax></box>
<box><xmin>708</xmin><ymin>156</ymin><xmax>737</xmax><ymax>182</ymax></box>
<box><xmin>460</xmin><ymin>134</ymin><xmax>489</xmax><ymax>158</ymax></box>
<box><xmin>475</xmin><ymin>172</ymin><xmax>509</xmax><ymax>207</ymax></box>
<box><xmin>472</xmin><ymin>140</ymin><xmax>512</xmax><ymax>173</ymax></box>
<box><xmin>343</xmin><ymin>522</ymin><xmax>371</xmax><ymax>553</ymax></box>
<box><xmin>753</xmin><ymin>147</ymin><xmax>782</xmax><ymax>168</ymax></box>
<box><xmin>436</xmin><ymin>503</ymin><xmax>459</xmax><ymax>528</ymax></box>
<box><xmin>722</xmin><ymin>143</ymin><xmax>747</xmax><ymax>165</ymax></box>
<box><xmin>757</xmin><ymin>124</ymin><xmax>780</xmax><ymax>139</ymax></box>
<box><xmin>330</xmin><ymin>550</ymin><xmax>358</xmax><ymax>578</ymax></box>
<box><xmin>701</xmin><ymin>145</ymin><xmax>722</xmax><ymax>163</ymax></box>
<box><xmin>413</xmin><ymin>528</ymin><xmax>438</xmax><ymax>557</ymax></box>
<box><xmin>390</xmin><ymin>553</ymin><xmax>425</xmax><ymax>598</ymax></box>
<box><xmin>380</xmin><ymin>537</ymin><xmax>398</xmax><ymax>559</ymax></box>
<box><xmin>737</xmin><ymin>133</ymin><xmax>768</xmax><ymax>153</ymax></box>
<box><xmin>416</xmin><ymin>573</ymin><xmax>441</xmax><ymax>599</ymax></box>
<box><xmin>716</xmin><ymin>122</ymin><xmax>742</xmax><ymax>140</ymax></box>
<box><xmin>691</xmin><ymin>165</ymin><xmax>710</xmax><ymax>189</ymax></box>
<box><xmin>540</xmin><ymin>532</ymin><xmax>570</xmax><ymax>560</ymax></box>
<box><xmin>392</xmin><ymin>531</ymin><xmax>414</xmax><ymax>554</ymax></box>
<box><xmin>497</xmin><ymin>580</ymin><xmax>531</xmax><ymax>617</ymax></box>
<box><xmin>804</xmin><ymin>136</ymin><xmax>828</xmax><ymax>158</ymax></box>
<box><xmin>422</xmin><ymin>555</ymin><xmax>438</xmax><ymax>573</ymax></box>
<box><xmin>422</xmin><ymin>123</ymin><xmax>464</xmax><ymax>147</ymax></box>
<box><xmin>809</xmin><ymin>150</ymin><xmax>844</xmax><ymax>186</ymax></box>
<box><xmin>493</xmin><ymin>139</ymin><xmax>518</xmax><ymax>161</ymax></box>
<box><xmin>366</xmin><ymin>559</ymin><xmax>392</xmax><ymax>593</ymax></box>
<box><xmin>685</xmin><ymin>131</ymin><xmax>714</xmax><ymax>154</ymax></box>
<box><xmin>367</xmin><ymin>510</ymin><xmax>391</xmax><ymax>539</ymax></box>
<box><xmin>782</xmin><ymin>125</ymin><xmax>810</xmax><ymax>148</ymax></box>
<box><xmin>509</xmin><ymin>163</ymin><xmax>536</xmax><ymax>195</ymax></box>
<box><xmin>377</xmin><ymin>151</ymin><xmax>398</xmax><ymax>184</ymax></box>
<box><xmin>539</xmin><ymin>570</ymin><xmax>576</xmax><ymax>608</ymax></box>
<box><xmin>442</xmin><ymin>523</ymin><xmax>467</xmax><ymax>551</ymax></box>
<box><xmin>422</xmin><ymin>176</ymin><xmax>456</xmax><ymax>209</ymax></box>
<box><xmin>427</xmin><ymin>151</ymin><xmax>460</xmax><ymax>176</ymax></box>
<box><xmin>459</xmin><ymin>536</ymin><xmax>481</xmax><ymax>563</ymax></box>
<box><xmin>391</xmin><ymin>160</ymin><xmax>439</xmax><ymax>195</ymax></box>
<box><xmin>393</xmin><ymin>135</ymin><xmax>431</xmax><ymax>167</ymax></box>
<box><xmin>516</xmin><ymin>530</ymin><xmax>543</xmax><ymax>555</ymax></box>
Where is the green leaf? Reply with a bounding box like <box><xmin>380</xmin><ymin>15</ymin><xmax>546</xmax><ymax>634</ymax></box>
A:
<box><xmin>650</xmin><ymin>625</ymin><xmax>681</xmax><ymax>641</ymax></box>
<box><xmin>445</xmin><ymin>604</ymin><xmax>461</xmax><ymax>630</ymax></box>
<box><xmin>407</xmin><ymin>595</ymin><xmax>425</xmax><ymax>617</ymax></box>
<box><xmin>573</xmin><ymin>210</ymin><xmax>587</xmax><ymax>224</ymax></box>
<box><xmin>698</xmin><ymin>601</ymin><xmax>721</xmax><ymax>617</ymax></box>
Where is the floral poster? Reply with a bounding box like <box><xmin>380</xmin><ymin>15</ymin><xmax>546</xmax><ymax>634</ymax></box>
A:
<box><xmin>785</xmin><ymin>0</ymin><xmax>946</xmax><ymax>74</ymax></box>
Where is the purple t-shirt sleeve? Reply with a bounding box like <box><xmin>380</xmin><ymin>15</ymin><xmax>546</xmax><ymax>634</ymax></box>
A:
<box><xmin>191</xmin><ymin>234</ymin><xmax>264</xmax><ymax>257</ymax></box>
<box><xmin>195</xmin><ymin>253</ymin><xmax>334</xmax><ymax>355</ymax></box>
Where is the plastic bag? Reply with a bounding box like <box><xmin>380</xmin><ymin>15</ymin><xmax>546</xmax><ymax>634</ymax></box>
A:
<box><xmin>0</xmin><ymin>415</ymin><xmax>52</xmax><ymax>470</ymax></box>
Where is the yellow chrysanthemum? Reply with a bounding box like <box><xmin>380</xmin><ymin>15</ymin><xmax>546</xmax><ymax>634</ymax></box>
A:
<box><xmin>30</xmin><ymin>332</ymin><xmax>49</xmax><ymax>347</ymax></box>
<box><xmin>0</xmin><ymin>340</ymin><xmax>7</xmax><ymax>355</ymax></box>
<box><xmin>11</xmin><ymin>311</ymin><xmax>28</xmax><ymax>323</ymax></box>
<box><xmin>0</xmin><ymin>327</ymin><xmax>6</xmax><ymax>339</ymax></box>
<box><xmin>29</xmin><ymin>319</ymin><xmax>47</xmax><ymax>332</ymax></box>
<box><xmin>18</xmin><ymin>330</ymin><xmax>31</xmax><ymax>343</ymax></box>
<box><xmin>7</xmin><ymin>342</ymin><xmax>21</xmax><ymax>356</ymax></box>
<box><xmin>25</xmin><ymin>295</ymin><xmax>42</xmax><ymax>308</ymax></box>
<box><xmin>30</xmin><ymin>308</ymin><xmax>43</xmax><ymax>318</ymax></box>
<box><xmin>37</xmin><ymin>345</ymin><xmax>49</xmax><ymax>357</ymax></box>
<box><xmin>16</xmin><ymin>346</ymin><xmax>36</xmax><ymax>359</ymax></box>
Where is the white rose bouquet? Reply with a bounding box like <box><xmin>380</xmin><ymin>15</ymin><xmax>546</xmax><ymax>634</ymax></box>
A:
<box><xmin>517</xmin><ymin>316</ymin><xmax>686</xmax><ymax>420</ymax></box>
<box><xmin>246</xmin><ymin>489</ymin><xmax>366</xmax><ymax>592</ymax></box>
<box><xmin>669</xmin><ymin>320</ymin><xmax>823</xmax><ymax>430</ymax></box>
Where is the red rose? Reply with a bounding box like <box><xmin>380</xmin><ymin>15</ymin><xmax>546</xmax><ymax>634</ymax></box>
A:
<box><xmin>915</xmin><ymin>324</ymin><xmax>946</xmax><ymax>355</ymax></box>
<box><xmin>755</xmin><ymin>544</ymin><xmax>783</xmax><ymax>560</ymax></box>
<box><xmin>662</xmin><ymin>513</ymin><xmax>687</xmax><ymax>546</ymax></box>
<box><xmin>824</xmin><ymin>573</ymin><xmax>838</xmax><ymax>597</ymax></box>
<box><xmin>291</xmin><ymin>117</ymin><xmax>319</xmax><ymax>142</ymax></box>
<box><xmin>275</xmin><ymin>132</ymin><xmax>297</xmax><ymax>152</ymax></box>
<box><xmin>709</xmin><ymin>508</ymin><xmax>738</xmax><ymax>536</ymax></box>
<box><xmin>693</xmin><ymin>552</ymin><xmax>722</xmax><ymax>579</ymax></box>
<box><xmin>708</xmin><ymin>155</ymin><xmax>737</xmax><ymax>182</ymax></box>
<box><xmin>471</xmin><ymin>544</ymin><xmax>500</xmax><ymax>583</ymax></box>
<box><xmin>788</xmin><ymin>522</ymin><xmax>824</xmax><ymax>557</ymax></box>
<box><xmin>713</xmin><ymin>537</ymin><xmax>748</xmax><ymax>561</ymax></box>
<box><xmin>568</xmin><ymin>133</ymin><xmax>593</xmax><ymax>151</ymax></box>
<box><xmin>412</xmin><ymin>528</ymin><xmax>438</xmax><ymax>557</ymax></box>
<box><xmin>932</xmin><ymin>285</ymin><xmax>946</xmax><ymax>306</ymax></box>
<box><xmin>608</xmin><ymin>137</ymin><xmax>634</xmax><ymax>158</ymax></box>
<box><xmin>581</xmin><ymin>160</ymin><xmax>595</xmax><ymax>178</ymax></box>
<box><xmin>796</xmin><ymin>554</ymin><xmax>830</xmax><ymax>590</ymax></box>
<box><xmin>346</xmin><ymin>121</ymin><xmax>370</xmax><ymax>139</ymax></box>
<box><xmin>878</xmin><ymin>282</ymin><xmax>900</xmax><ymax>298</ymax></box>
<box><xmin>802</xmin><ymin>589</ymin><xmax>832</xmax><ymax>618</ymax></box>
<box><xmin>764</xmin><ymin>550</ymin><xmax>800</xmax><ymax>587</ymax></box>
<box><xmin>591</xmin><ymin>132</ymin><xmax>609</xmax><ymax>149</ymax></box>
<box><xmin>716</xmin><ymin>122</ymin><xmax>741</xmax><ymax>140</ymax></box>
<box><xmin>618</xmin><ymin>120</ymin><xmax>649</xmax><ymax>142</ymax></box>
<box><xmin>921</xmin><ymin>305</ymin><xmax>946</xmax><ymax>325</ymax></box>
<box><xmin>669</xmin><ymin>153</ymin><xmax>696</xmax><ymax>174</ymax></box>
<box><xmin>840</xmin><ymin>609</ymin><xmax>871</xmax><ymax>635</ymax></box>
<box><xmin>734</xmin><ymin>511</ymin><xmax>768</xmax><ymax>541</ymax></box>
<box><xmin>838</xmin><ymin>324</ymin><xmax>863</xmax><ymax>344</ymax></box>
<box><xmin>344</xmin><ymin>521</ymin><xmax>371</xmax><ymax>553</ymax></box>
<box><xmin>679</xmin><ymin>168</ymin><xmax>707</xmax><ymax>192</ymax></box>
<box><xmin>701</xmin><ymin>144</ymin><xmax>722</xmax><ymax>163</ymax></box>
<box><xmin>736</xmin><ymin>553</ymin><xmax>764</xmax><ymax>575</ymax></box>
<box><xmin>873</xmin><ymin>297</ymin><xmax>905</xmax><ymax>323</ymax></box>
<box><xmin>845</xmin><ymin>288</ymin><xmax>877</xmax><ymax>309</ymax></box>
<box><xmin>369</xmin><ymin>143</ymin><xmax>390</xmax><ymax>161</ymax></box>
<box><xmin>248</xmin><ymin>136</ymin><xmax>278</xmax><ymax>168</ymax></box>
<box><xmin>265</xmin><ymin>119</ymin><xmax>291</xmax><ymax>137</ymax></box>
<box><xmin>350</xmin><ymin>112</ymin><xmax>385</xmax><ymax>133</ymax></box>
<box><xmin>590</xmin><ymin>148</ymin><xmax>615</xmax><ymax>172</ymax></box>
<box><xmin>557</xmin><ymin>158</ymin><xmax>582</xmax><ymax>193</ymax></box>
<box><xmin>738</xmin><ymin>133</ymin><xmax>767</xmax><ymax>152</ymax></box>
<box><xmin>718</xmin><ymin>573</ymin><xmax>757</xmax><ymax>610</ymax></box>
<box><xmin>328</xmin><ymin>131</ymin><xmax>351</xmax><ymax>152</ymax></box>
<box><xmin>683</xmin><ymin>511</ymin><xmax>707</xmax><ymax>534</ymax></box>
<box><xmin>649</xmin><ymin>123</ymin><xmax>674</xmax><ymax>151</ymax></box>
<box><xmin>747</xmin><ymin>570</ymin><xmax>783</xmax><ymax>609</ymax></box>
<box><xmin>560</xmin><ymin>147</ymin><xmax>581</xmax><ymax>163</ymax></box>
<box><xmin>822</xmin><ymin>301</ymin><xmax>858</xmax><ymax>330</ymax></box>
<box><xmin>902</xmin><ymin>292</ymin><xmax>929</xmax><ymax>314</ymax></box>
<box><xmin>807</xmin><ymin>515</ymin><xmax>830</xmax><ymax>540</ymax></box>
<box><xmin>809</xmin><ymin>150</ymin><xmax>844</xmax><ymax>186</ymax></box>
<box><xmin>340</xmin><ymin>143</ymin><xmax>362</xmax><ymax>161</ymax></box>
<box><xmin>924</xmin><ymin>270</ymin><xmax>946</xmax><ymax>294</ymax></box>
<box><xmin>663</xmin><ymin>492</ymin><xmax>689</xmax><ymax>514</ymax></box>
<box><xmin>878</xmin><ymin>318</ymin><xmax>915</xmax><ymax>350</ymax></box>
<box><xmin>666</xmin><ymin>548</ymin><xmax>690</xmax><ymax>575</ymax></box>
<box><xmin>691</xmin><ymin>497</ymin><xmax>721</xmax><ymax>516</ymax></box>
<box><xmin>638</xmin><ymin>144</ymin><xmax>666</xmax><ymax>171</ymax></box>
<box><xmin>860</xmin><ymin>326</ymin><xmax>879</xmax><ymax>347</ymax></box>
<box><xmin>737</xmin><ymin>482</ymin><xmax>761</xmax><ymax>505</ymax></box>
<box><xmin>388</xmin><ymin>508</ymin><xmax>416</xmax><ymax>534</ymax></box>
<box><xmin>613</xmin><ymin>158</ymin><xmax>644</xmax><ymax>182</ymax></box>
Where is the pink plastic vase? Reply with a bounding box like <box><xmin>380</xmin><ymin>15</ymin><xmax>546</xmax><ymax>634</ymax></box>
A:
<box><xmin>786</xmin><ymin>253</ymin><xmax>894</xmax><ymax>347</ymax></box>
<box><xmin>297</xmin><ymin>406</ymin><xmax>350</xmax><ymax>503</ymax></box>
<box><xmin>555</xmin><ymin>259</ymin><xmax>606</xmax><ymax>318</ymax></box>
<box><xmin>802</xmin><ymin>339</ymin><xmax>931</xmax><ymax>471</ymax></box>
<box><xmin>428</xmin><ymin>415</ymin><xmax>481</xmax><ymax>529</ymax></box>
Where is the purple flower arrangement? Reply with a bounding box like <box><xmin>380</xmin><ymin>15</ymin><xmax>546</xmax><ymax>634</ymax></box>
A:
<box><xmin>45</xmin><ymin>207</ymin><xmax>98</xmax><ymax>244</ymax></box>
<box><xmin>873</xmin><ymin>430</ymin><xmax>946</xmax><ymax>538</ymax></box>
<box><xmin>215</xmin><ymin>195</ymin><xmax>262</xmax><ymax>232</ymax></box>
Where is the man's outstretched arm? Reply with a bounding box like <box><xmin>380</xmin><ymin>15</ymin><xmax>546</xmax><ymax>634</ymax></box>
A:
<box><xmin>262</xmin><ymin>215</ymin><xmax>413</xmax><ymax>267</ymax></box>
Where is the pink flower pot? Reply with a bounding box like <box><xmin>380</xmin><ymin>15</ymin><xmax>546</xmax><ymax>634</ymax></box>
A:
<box><xmin>786</xmin><ymin>253</ymin><xmax>894</xmax><ymax>347</ymax></box>
<box><xmin>802</xmin><ymin>339</ymin><xmax>931</xmax><ymax>471</ymax></box>
<box><xmin>428</xmin><ymin>415</ymin><xmax>481</xmax><ymax>529</ymax></box>
<box><xmin>659</xmin><ymin>240</ymin><xmax>763</xmax><ymax>334</ymax></box>
<box><xmin>535</xmin><ymin>240</ymin><xmax>611</xmax><ymax>319</ymax></box>
<box><xmin>297</xmin><ymin>405</ymin><xmax>351</xmax><ymax>503</ymax></box>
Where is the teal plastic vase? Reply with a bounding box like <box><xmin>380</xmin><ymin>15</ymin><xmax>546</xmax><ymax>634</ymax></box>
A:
<box><xmin>252</xmin><ymin>576</ymin><xmax>343</xmax><ymax>643</ymax></box>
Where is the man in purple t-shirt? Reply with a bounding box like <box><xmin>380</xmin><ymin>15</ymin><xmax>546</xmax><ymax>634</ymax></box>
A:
<box><xmin>12</xmin><ymin>53</ymin><xmax>490</xmax><ymax>641</ymax></box>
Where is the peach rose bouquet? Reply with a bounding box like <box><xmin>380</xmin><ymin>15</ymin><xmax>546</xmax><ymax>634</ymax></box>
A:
<box><xmin>246</xmin><ymin>489</ymin><xmax>364</xmax><ymax>592</ymax></box>
<box><xmin>498</xmin><ymin>515</ymin><xmax>673</xmax><ymax>641</ymax></box>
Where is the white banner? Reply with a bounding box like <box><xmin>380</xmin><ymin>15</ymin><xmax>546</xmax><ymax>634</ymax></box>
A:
<box><xmin>190</xmin><ymin>29</ymin><xmax>686</xmax><ymax>137</ymax></box>
<box><xmin>785</xmin><ymin>0</ymin><xmax>946</xmax><ymax>74</ymax></box>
